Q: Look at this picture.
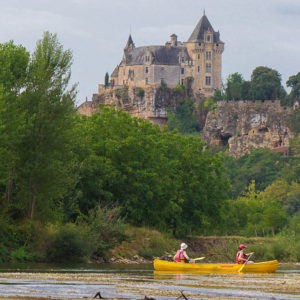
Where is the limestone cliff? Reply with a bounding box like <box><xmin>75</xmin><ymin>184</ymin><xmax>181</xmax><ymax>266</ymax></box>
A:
<box><xmin>77</xmin><ymin>84</ymin><xmax>191</xmax><ymax>128</ymax></box>
<box><xmin>78</xmin><ymin>88</ymin><xmax>294</xmax><ymax>158</ymax></box>
<box><xmin>202</xmin><ymin>100</ymin><xmax>293</xmax><ymax>158</ymax></box>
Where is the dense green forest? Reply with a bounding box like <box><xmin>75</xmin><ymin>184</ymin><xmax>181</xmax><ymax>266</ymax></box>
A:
<box><xmin>1</xmin><ymin>33</ymin><xmax>300</xmax><ymax>263</ymax></box>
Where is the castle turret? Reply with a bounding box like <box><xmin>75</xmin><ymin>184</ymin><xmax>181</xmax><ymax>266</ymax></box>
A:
<box><xmin>186</xmin><ymin>12</ymin><xmax>224</xmax><ymax>96</ymax></box>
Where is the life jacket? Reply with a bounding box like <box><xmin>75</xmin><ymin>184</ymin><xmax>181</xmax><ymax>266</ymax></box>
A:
<box><xmin>175</xmin><ymin>250</ymin><xmax>188</xmax><ymax>263</ymax></box>
<box><xmin>236</xmin><ymin>250</ymin><xmax>247</xmax><ymax>264</ymax></box>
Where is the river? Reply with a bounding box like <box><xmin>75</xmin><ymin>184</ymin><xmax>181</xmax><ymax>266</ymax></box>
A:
<box><xmin>0</xmin><ymin>263</ymin><xmax>299</xmax><ymax>299</ymax></box>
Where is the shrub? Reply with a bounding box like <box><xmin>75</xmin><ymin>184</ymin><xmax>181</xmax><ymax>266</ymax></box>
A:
<box><xmin>10</xmin><ymin>246</ymin><xmax>33</xmax><ymax>262</ymax></box>
<box><xmin>295</xmin><ymin>241</ymin><xmax>300</xmax><ymax>261</ymax></box>
<box><xmin>138</xmin><ymin>232</ymin><xmax>176</xmax><ymax>259</ymax></box>
<box><xmin>136</xmin><ymin>87</ymin><xmax>145</xmax><ymax>98</ymax></box>
<box><xmin>0</xmin><ymin>243</ymin><xmax>9</xmax><ymax>263</ymax></box>
<box><xmin>160</xmin><ymin>80</ymin><xmax>167</xmax><ymax>91</ymax></box>
<box><xmin>172</xmin><ymin>84</ymin><xmax>185</xmax><ymax>95</ymax></box>
<box><xmin>87</xmin><ymin>207</ymin><xmax>129</xmax><ymax>258</ymax></box>
<box><xmin>46</xmin><ymin>223</ymin><xmax>90</xmax><ymax>262</ymax></box>
<box><xmin>271</xmin><ymin>239</ymin><xmax>290</xmax><ymax>261</ymax></box>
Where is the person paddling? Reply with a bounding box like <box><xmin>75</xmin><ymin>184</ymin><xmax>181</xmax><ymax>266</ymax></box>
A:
<box><xmin>236</xmin><ymin>244</ymin><xmax>254</xmax><ymax>264</ymax></box>
<box><xmin>174</xmin><ymin>243</ymin><xmax>194</xmax><ymax>263</ymax></box>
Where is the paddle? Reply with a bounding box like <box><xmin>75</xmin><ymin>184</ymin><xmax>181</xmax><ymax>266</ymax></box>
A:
<box><xmin>193</xmin><ymin>257</ymin><xmax>205</xmax><ymax>261</ymax></box>
<box><xmin>238</xmin><ymin>253</ymin><xmax>253</xmax><ymax>273</ymax></box>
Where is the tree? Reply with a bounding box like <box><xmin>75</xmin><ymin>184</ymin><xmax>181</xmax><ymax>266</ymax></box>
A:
<box><xmin>204</xmin><ymin>96</ymin><xmax>217</xmax><ymax>111</ymax></box>
<box><xmin>104</xmin><ymin>72</ymin><xmax>109</xmax><ymax>88</ymax></box>
<box><xmin>72</xmin><ymin>105</ymin><xmax>228</xmax><ymax>235</ymax></box>
<box><xmin>287</xmin><ymin>72</ymin><xmax>300</xmax><ymax>100</ymax></box>
<box><xmin>0</xmin><ymin>42</ymin><xmax>29</xmax><ymax>203</ymax></box>
<box><xmin>241</xmin><ymin>81</ymin><xmax>251</xmax><ymax>100</ymax></box>
<box><xmin>17</xmin><ymin>32</ymin><xmax>77</xmax><ymax>219</ymax></box>
<box><xmin>168</xmin><ymin>98</ymin><xmax>200</xmax><ymax>134</ymax></box>
<box><xmin>263</xmin><ymin>200</ymin><xmax>287</xmax><ymax>236</ymax></box>
<box><xmin>225</xmin><ymin>73</ymin><xmax>244</xmax><ymax>101</ymax></box>
<box><xmin>214</xmin><ymin>88</ymin><xmax>225</xmax><ymax>101</ymax></box>
<box><xmin>250</xmin><ymin>66</ymin><xmax>282</xmax><ymax>101</ymax></box>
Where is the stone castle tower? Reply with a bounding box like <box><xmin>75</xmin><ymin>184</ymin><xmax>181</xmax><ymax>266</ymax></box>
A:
<box><xmin>110</xmin><ymin>12</ymin><xmax>224</xmax><ymax>97</ymax></box>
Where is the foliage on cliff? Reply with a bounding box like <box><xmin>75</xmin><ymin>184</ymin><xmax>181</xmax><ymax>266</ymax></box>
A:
<box><xmin>219</xmin><ymin>67</ymin><xmax>289</xmax><ymax>104</ymax></box>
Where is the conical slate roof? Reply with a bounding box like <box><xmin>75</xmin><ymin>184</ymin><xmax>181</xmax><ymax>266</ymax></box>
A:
<box><xmin>188</xmin><ymin>14</ymin><xmax>221</xmax><ymax>43</ymax></box>
<box><xmin>124</xmin><ymin>34</ymin><xmax>135</xmax><ymax>50</ymax></box>
<box><xmin>111</xmin><ymin>65</ymin><xmax>119</xmax><ymax>77</ymax></box>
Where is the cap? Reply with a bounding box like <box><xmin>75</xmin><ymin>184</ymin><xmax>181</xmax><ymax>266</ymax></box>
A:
<box><xmin>180</xmin><ymin>243</ymin><xmax>188</xmax><ymax>250</ymax></box>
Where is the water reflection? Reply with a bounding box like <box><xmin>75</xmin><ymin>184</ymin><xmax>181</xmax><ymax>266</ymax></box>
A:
<box><xmin>0</xmin><ymin>263</ymin><xmax>299</xmax><ymax>299</ymax></box>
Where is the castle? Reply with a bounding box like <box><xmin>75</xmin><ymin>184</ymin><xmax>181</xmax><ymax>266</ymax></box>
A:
<box><xmin>110</xmin><ymin>12</ymin><xmax>224</xmax><ymax>96</ymax></box>
<box><xmin>78</xmin><ymin>13</ymin><xmax>224</xmax><ymax>124</ymax></box>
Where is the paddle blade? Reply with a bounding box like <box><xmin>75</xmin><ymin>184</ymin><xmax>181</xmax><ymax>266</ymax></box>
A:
<box><xmin>194</xmin><ymin>257</ymin><xmax>205</xmax><ymax>261</ymax></box>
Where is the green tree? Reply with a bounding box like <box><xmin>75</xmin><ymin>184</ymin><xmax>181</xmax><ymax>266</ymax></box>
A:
<box><xmin>287</xmin><ymin>109</ymin><xmax>300</xmax><ymax>134</ymax></box>
<box><xmin>104</xmin><ymin>72</ymin><xmax>109</xmax><ymax>88</ymax></box>
<box><xmin>17</xmin><ymin>32</ymin><xmax>77</xmax><ymax>220</ymax></box>
<box><xmin>204</xmin><ymin>96</ymin><xmax>217</xmax><ymax>111</ymax></box>
<box><xmin>225</xmin><ymin>73</ymin><xmax>244</xmax><ymax>101</ymax></box>
<box><xmin>241</xmin><ymin>81</ymin><xmax>251</xmax><ymax>100</ymax></box>
<box><xmin>287</xmin><ymin>72</ymin><xmax>300</xmax><ymax>100</ymax></box>
<box><xmin>73</xmin><ymin>105</ymin><xmax>228</xmax><ymax>235</ymax></box>
<box><xmin>214</xmin><ymin>88</ymin><xmax>225</xmax><ymax>101</ymax></box>
<box><xmin>250</xmin><ymin>66</ymin><xmax>282</xmax><ymax>101</ymax></box>
<box><xmin>263</xmin><ymin>200</ymin><xmax>287</xmax><ymax>236</ymax></box>
<box><xmin>238</xmin><ymin>181</ymin><xmax>264</xmax><ymax>236</ymax></box>
<box><xmin>168</xmin><ymin>98</ymin><xmax>200</xmax><ymax>134</ymax></box>
<box><xmin>0</xmin><ymin>42</ymin><xmax>29</xmax><ymax>203</ymax></box>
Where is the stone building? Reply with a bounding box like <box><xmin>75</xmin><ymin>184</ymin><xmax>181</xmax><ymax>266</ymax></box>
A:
<box><xmin>78</xmin><ymin>12</ymin><xmax>224</xmax><ymax>127</ymax></box>
<box><xmin>110</xmin><ymin>12</ymin><xmax>224</xmax><ymax>97</ymax></box>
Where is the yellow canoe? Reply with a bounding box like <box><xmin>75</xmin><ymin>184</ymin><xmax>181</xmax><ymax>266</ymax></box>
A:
<box><xmin>153</xmin><ymin>259</ymin><xmax>278</xmax><ymax>273</ymax></box>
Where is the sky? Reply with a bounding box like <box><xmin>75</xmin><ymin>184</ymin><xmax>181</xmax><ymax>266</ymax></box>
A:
<box><xmin>1</xmin><ymin>0</ymin><xmax>299</xmax><ymax>105</ymax></box>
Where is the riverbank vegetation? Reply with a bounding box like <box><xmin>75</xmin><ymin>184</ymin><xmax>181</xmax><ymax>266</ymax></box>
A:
<box><xmin>1</xmin><ymin>33</ymin><xmax>300</xmax><ymax>264</ymax></box>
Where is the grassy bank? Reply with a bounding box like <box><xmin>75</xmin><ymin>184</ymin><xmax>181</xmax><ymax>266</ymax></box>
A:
<box><xmin>108</xmin><ymin>228</ymin><xmax>300</xmax><ymax>263</ymax></box>
<box><xmin>1</xmin><ymin>221</ymin><xmax>300</xmax><ymax>263</ymax></box>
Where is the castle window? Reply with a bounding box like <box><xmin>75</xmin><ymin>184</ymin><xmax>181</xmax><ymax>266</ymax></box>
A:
<box><xmin>145</xmin><ymin>78</ymin><xmax>148</xmax><ymax>85</ymax></box>
<box><xmin>206</xmin><ymin>35</ymin><xmax>211</xmax><ymax>42</ymax></box>
<box><xmin>145</xmin><ymin>55</ymin><xmax>150</xmax><ymax>62</ymax></box>
<box><xmin>205</xmin><ymin>76</ymin><xmax>211</xmax><ymax>86</ymax></box>
<box><xmin>206</xmin><ymin>51</ymin><xmax>211</xmax><ymax>60</ymax></box>
<box><xmin>198</xmin><ymin>66</ymin><xmax>200</xmax><ymax>73</ymax></box>
<box><xmin>181</xmin><ymin>79</ymin><xmax>184</xmax><ymax>85</ymax></box>
<box><xmin>198</xmin><ymin>54</ymin><xmax>200</xmax><ymax>59</ymax></box>
<box><xmin>145</xmin><ymin>67</ymin><xmax>149</xmax><ymax>74</ymax></box>
<box><xmin>181</xmin><ymin>68</ymin><xmax>184</xmax><ymax>74</ymax></box>
<box><xmin>205</xmin><ymin>63</ymin><xmax>211</xmax><ymax>73</ymax></box>
<box><xmin>181</xmin><ymin>57</ymin><xmax>185</xmax><ymax>63</ymax></box>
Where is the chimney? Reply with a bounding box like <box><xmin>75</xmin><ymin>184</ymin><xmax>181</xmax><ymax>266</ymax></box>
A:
<box><xmin>170</xmin><ymin>34</ymin><xmax>177</xmax><ymax>46</ymax></box>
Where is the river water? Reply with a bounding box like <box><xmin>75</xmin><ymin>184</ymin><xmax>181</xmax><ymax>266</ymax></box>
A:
<box><xmin>0</xmin><ymin>263</ymin><xmax>299</xmax><ymax>299</ymax></box>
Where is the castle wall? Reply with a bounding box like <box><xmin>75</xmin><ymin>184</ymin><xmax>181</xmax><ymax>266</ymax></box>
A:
<box><xmin>153</xmin><ymin>65</ymin><xmax>180</xmax><ymax>87</ymax></box>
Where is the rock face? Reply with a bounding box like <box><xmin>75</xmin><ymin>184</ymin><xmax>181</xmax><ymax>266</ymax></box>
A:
<box><xmin>202</xmin><ymin>100</ymin><xmax>293</xmax><ymax>158</ymax></box>
<box><xmin>78</xmin><ymin>90</ymin><xmax>294</xmax><ymax>158</ymax></box>
<box><xmin>77</xmin><ymin>85</ymin><xmax>180</xmax><ymax>128</ymax></box>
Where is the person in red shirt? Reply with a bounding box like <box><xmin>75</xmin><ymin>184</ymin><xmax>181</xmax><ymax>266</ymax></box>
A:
<box><xmin>173</xmin><ymin>243</ymin><xmax>194</xmax><ymax>263</ymax></box>
<box><xmin>236</xmin><ymin>244</ymin><xmax>254</xmax><ymax>264</ymax></box>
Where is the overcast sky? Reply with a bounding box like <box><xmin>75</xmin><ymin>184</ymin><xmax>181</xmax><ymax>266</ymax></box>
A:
<box><xmin>1</xmin><ymin>0</ymin><xmax>299</xmax><ymax>105</ymax></box>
